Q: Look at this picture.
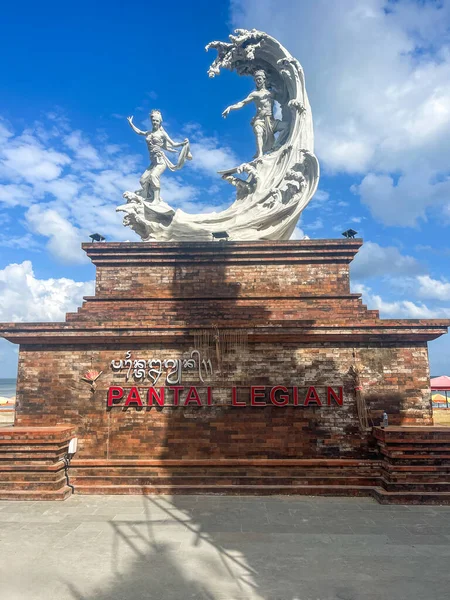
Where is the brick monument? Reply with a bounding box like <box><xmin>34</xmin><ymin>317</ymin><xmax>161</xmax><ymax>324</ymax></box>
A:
<box><xmin>1</xmin><ymin>239</ymin><xmax>450</xmax><ymax>503</ymax></box>
<box><xmin>1</xmin><ymin>29</ymin><xmax>449</xmax><ymax>502</ymax></box>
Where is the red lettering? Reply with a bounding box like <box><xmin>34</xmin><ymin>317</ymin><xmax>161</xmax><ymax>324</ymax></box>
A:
<box><xmin>293</xmin><ymin>387</ymin><xmax>299</xmax><ymax>406</ymax></box>
<box><xmin>207</xmin><ymin>387</ymin><xmax>212</xmax><ymax>406</ymax></box>
<box><xmin>251</xmin><ymin>386</ymin><xmax>266</xmax><ymax>406</ymax></box>
<box><xmin>327</xmin><ymin>386</ymin><xmax>343</xmax><ymax>406</ymax></box>
<box><xmin>270</xmin><ymin>386</ymin><xmax>289</xmax><ymax>406</ymax></box>
<box><xmin>304</xmin><ymin>386</ymin><xmax>322</xmax><ymax>406</ymax></box>
<box><xmin>148</xmin><ymin>387</ymin><xmax>165</xmax><ymax>407</ymax></box>
<box><xmin>124</xmin><ymin>387</ymin><xmax>143</xmax><ymax>407</ymax></box>
<box><xmin>232</xmin><ymin>387</ymin><xmax>246</xmax><ymax>406</ymax></box>
<box><xmin>169</xmin><ymin>386</ymin><xmax>183</xmax><ymax>406</ymax></box>
<box><xmin>184</xmin><ymin>386</ymin><xmax>202</xmax><ymax>406</ymax></box>
<box><xmin>107</xmin><ymin>386</ymin><xmax>123</xmax><ymax>407</ymax></box>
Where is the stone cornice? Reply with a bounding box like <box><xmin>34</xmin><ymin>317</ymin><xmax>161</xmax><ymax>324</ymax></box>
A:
<box><xmin>82</xmin><ymin>239</ymin><xmax>363</xmax><ymax>266</ymax></box>
<box><xmin>1</xmin><ymin>320</ymin><xmax>448</xmax><ymax>344</ymax></box>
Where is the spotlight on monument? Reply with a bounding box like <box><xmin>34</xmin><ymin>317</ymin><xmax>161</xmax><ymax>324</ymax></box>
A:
<box><xmin>68</xmin><ymin>437</ymin><xmax>78</xmax><ymax>457</ymax></box>
<box><xmin>212</xmin><ymin>231</ymin><xmax>230</xmax><ymax>241</ymax></box>
<box><xmin>89</xmin><ymin>233</ymin><xmax>106</xmax><ymax>242</ymax></box>
<box><xmin>342</xmin><ymin>229</ymin><xmax>357</xmax><ymax>239</ymax></box>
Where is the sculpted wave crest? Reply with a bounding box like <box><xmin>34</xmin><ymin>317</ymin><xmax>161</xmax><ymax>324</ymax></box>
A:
<box><xmin>117</xmin><ymin>29</ymin><xmax>320</xmax><ymax>242</ymax></box>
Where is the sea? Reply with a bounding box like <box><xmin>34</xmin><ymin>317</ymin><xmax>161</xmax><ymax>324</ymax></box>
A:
<box><xmin>0</xmin><ymin>378</ymin><xmax>16</xmax><ymax>399</ymax></box>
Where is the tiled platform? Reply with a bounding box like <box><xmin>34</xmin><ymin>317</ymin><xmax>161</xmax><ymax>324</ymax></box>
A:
<box><xmin>1</xmin><ymin>495</ymin><xmax>449</xmax><ymax>599</ymax></box>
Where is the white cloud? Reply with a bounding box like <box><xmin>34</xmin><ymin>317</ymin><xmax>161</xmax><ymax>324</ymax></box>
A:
<box><xmin>63</xmin><ymin>130</ymin><xmax>102</xmax><ymax>168</ymax></box>
<box><xmin>417</xmin><ymin>275</ymin><xmax>450</xmax><ymax>302</ymax></box>
<box><xmin>303</xmin><ymin>217</ymin><xmax>324</xmax><ymax>232</ymax></box>
<box><xmin>105</xmin><ymin>144</ymin><xmax>121</xmax><ymax>155</ymax></box>
<box><xmin>25</xmin><ymin>205</ymin><xmax>86</xmax><ymax>264</ymax></box>
<box><xmin>190</xmin><ymin>137</ymin><xmax>239</xmax><ymax>176</ymax></box>
<box><xmin>0</xmin><ymin>233</ymin><xmax>41</xmax><ymax>251</ymax></box>
<box><xmin>351</xmin><ymin>241</ymin><xmax>424</xmax><ymax>280</ymax></box>
<box><xmin>0</xmin><ymin>114</ymin><xmax>247</xmax><ymax>259</ymax></box>
<box><xmin>290</xmin><ymin>226</ymin><xmax>308</xmax><ymax>240</ymax></box>
<box><xmin>0</xmin><ymin>120</ymin><xmax>14</xmax><ymax>142</ymax></box>
<box><xmin>0</xmin><ymin>117</ymin><xmax>146</xmax><ymax>259</ymax></box>
<box><xmin>183</xmin><ymin>123</ymin><xmax>240</xmax><ymax>176</ymax></box>
<box><xmin>353</xmin><ymin>282</ymin><xmax>450</xmax><ymax>319</ymax></box>
<box><xmin>85</xmin><ymin>168</ymin><xmax>139</xmax><ymax>198</ymax></box>
<box><xmin>356</xmin><ymin>171</ymin><xmax>450</xmax><ymax>227</ymax></box>
<box><xmin>0</xmin><ymin>261</ymin><xmax>94</xmax><ymax>322</ymax></box>
<box><xmin>0</xmin><ymin>183</ymin><xmax>35</xmax><ymax>207</ymax></box>
<box><xmin>231</xmin><ymin>0</ymin><xmax>450</xmax><ymax>226</ymax></box>
<box><xmin>1</xmin><ymin>132</ymin><xmax>71</xmax><ymax>182</ymax></box>
<box><xmin>314</xmin><ymin>190</ymin><xmax>329</xmax><ymax>202</ymax></box>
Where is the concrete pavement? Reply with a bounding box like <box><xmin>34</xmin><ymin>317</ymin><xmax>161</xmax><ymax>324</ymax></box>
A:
<box><xmin>1</xmin><ymin>494</ymin><xmax>450</xmax><ymax>599</ymax></box>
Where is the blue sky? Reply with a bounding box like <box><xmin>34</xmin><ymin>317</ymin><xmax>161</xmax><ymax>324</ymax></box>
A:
<box><xmin>1</xmin><ymin>0</ymin><xmax>450</xmax><ymax>377</ymax></box>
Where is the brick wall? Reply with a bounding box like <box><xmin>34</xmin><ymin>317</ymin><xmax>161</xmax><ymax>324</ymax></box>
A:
<box><xmin>14</xmin><ymin>341</ymin><xmax>432</xmax><ymax>461</ymax></box>
<box><xmin>94</xmin><ymin>262</ymin><xmax>351</xmax><ymax>298</ymax></box>
<box><xmin>2</xmin><ymin>240</ymin><xmax>446</xmax><ymax>466</ymax></box>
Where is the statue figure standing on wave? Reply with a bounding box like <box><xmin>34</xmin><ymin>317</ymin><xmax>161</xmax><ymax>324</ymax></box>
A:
<box><xmin>127</xmin><ymin>110</ymin><xmax>192</xmax><ymax>203</ymax></box>
<box><xmin>222</xmin><ymin>69</ymin><xmax>289</xmax><ymax>159</ymax></box>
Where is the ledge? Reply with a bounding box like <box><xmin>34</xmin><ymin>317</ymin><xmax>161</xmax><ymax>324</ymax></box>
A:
<box><xmin>82</xmin><ymin>239</ymin><xmax>363</xmax><ymax>266</ymax></box>
<box><xmin>71</xmin><ymin>458</ymin><xmax>377</xmax><ymax>468</ymax></box>
<box><xmin>81</xmin><ymin>293</ymin><xmax>365</xmax><ymax>302</ymax></box>
<box><xmin>374</xmin><ymin>426</ymin><xmax>450</xmax><ymax>443</ymax></box>
<box><xmin>0</xmin><ymin>321</ymin><xmax>448</xmax><ymax>345</ymax></box>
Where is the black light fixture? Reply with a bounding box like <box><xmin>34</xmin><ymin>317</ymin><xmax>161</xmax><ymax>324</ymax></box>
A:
<box><xmin>89</xmin><ymin>233</ymin><xmax>106</xmax><ymax>242</ymax></box>
<box><xmin>342</xmin><ymin>229</ymin><xmax>357</xmax><ymax>239</ymax></box>
<box><xmin>212</xmin><ymin>231</ymin><xmax>229</xmax><ymax>241</ymax></box>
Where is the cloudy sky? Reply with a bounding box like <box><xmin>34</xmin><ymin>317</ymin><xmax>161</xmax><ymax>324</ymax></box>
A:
<box><xmin>1</xmin><ymin>0</ymin><xmax>450</xmax><ymax>377</ymax></box>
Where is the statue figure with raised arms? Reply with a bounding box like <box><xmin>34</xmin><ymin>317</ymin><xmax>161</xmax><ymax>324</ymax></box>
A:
<box><xmin>127</xmin><ymin>110</ymin><xmax>191</xmax><ymax>203</ymax></box>
<box><xmin>117</xmin><ymin>29</ymin><xmax>320</xmax><ymax>242</ymax></box>
<box><xmin>222</xmin><ymin>69</ymin><xmax>289</xmax><ymax>158</ymax></box>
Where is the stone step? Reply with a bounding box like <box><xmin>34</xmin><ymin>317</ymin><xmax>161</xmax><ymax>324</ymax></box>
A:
<box><xmin>383</xmin><ymin>474</ymin><xmax>450</xmax><ymax>483</ymax></box>
<box><xmin>373</xmin><ymin>488</ymin><xmax>450</xmax><ymax>505</ymax></box>
<box><xmin>70</xmin><ymin>475</ymin><xmax>379</xmax><ymax>487</ymax></box>
<box><xmin>0</xmin><ymin>469</ymin><xmax>65</xmax><ymax>482</ymax></box>
<box><xmin>379</xmin><ymin>444</ymin><xmax>450</xmax><ymax>453</ymax></box>
<box><xmin>72</xmin><ymin>483</ymin><xmax>375</xmax><ymax>497</ymax></box>
<box><xmin>381</xmin><ymin>454</ymin><xmax>450</xmax><ymax>462</ymax></box>
<box><xmin>70</xmin><ymin>467</ymin><xmax>380</xmax><ymax>478</ymax></box>
<box><xmin>381</xmin><ymin>479</ymin><xmax>450</xmax><ymax>492</ymax></box>
<box><xmin>0</xmin><ymin>426</ymin><xmax>74</xmax><ymax>500</ymax></box>
<box><xmin>0</xmin><ymin>476</ymin><xmax>67</xmax><ymax>491</ymax></box>
<box><xmin>382</xmin><ymin>464</ymin><xmax>450</xmax><ymax>473</ymax></box>
<box><xmin>70</xmin><ymin>458</ymin><xmax>379</xmax><ymax>468</ymax></box>
<box><xmin>0</xmin><ymin>486</ymin><xmax>72</xmax><ymax>501</ymax></box>
<box><xmin>0</xmin><ymin>462</ymin><xmax>64</xmax><ymax>472</ymax></box>
<box><xmin>0</xmin><ymin>455</ymin><xmax>67</xmax><ymax>463</ymax></box>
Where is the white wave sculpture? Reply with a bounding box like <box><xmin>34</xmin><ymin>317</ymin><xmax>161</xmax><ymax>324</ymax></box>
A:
<box><xmin>117</xmin><ymin>29</ymin><xmax>320</xmax><ymax>241</ymax></box>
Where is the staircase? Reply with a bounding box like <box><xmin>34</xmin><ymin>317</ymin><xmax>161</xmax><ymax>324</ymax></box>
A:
<box><xmin>374</xmin><ymin>426</ymin><xmax>450</xmax><ymax>504</ymax></box>
<box><xmin>0</xmin><ymin>426</ymin><xmax>75</xmax><ymax>500</ymax></box>
<box><xmin>2</xmin><ymin>426</ymin><xmax>449</xmax><ymax>504</ymax></box>
<box><xmin>69</xmin><ymin>457</ymin><xmax>380</xmax><ymax>496</ymax></box>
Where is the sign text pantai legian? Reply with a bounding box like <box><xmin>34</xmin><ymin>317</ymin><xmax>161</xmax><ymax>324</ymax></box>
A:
<box><xmin>106</xmin><ymin>385</ymin><xmax>344</xmax><ymax>409</ymax></box>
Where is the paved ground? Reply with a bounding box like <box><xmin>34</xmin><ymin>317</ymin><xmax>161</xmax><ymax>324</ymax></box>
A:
<box><xmin>1</xmin><ymin>495</ymin><xmax>450</xmax><ymax>600</ymax></box>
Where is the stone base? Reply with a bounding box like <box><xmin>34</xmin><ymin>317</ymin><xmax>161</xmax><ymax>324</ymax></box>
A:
<box><xmin>0</xmin><ymin>240</ymin><xmax>449</xmax><ymax>501</ymax></box>
<box><xmin>0</xmin><ymin>426</ymin><xmax>75</xmax><ymax>500</ymax></box>
<box><xmin>2</xmin><ymin>425</ymin><xmax>450</xmax><ymax>503</ymax></box>
<box><xmin>70</xmin><ymin>457</ymin><xmax>381</xmax><ymax>496</ymax></box>
<box><xmin>373</xmin><ymin>426</ymin><xmax>450</xmax><ymax>503</ymax></box>
<box><xmin>67</xmin><ymin>427</ymin><xmax>450</xmax><ymax>503</ymax></box>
